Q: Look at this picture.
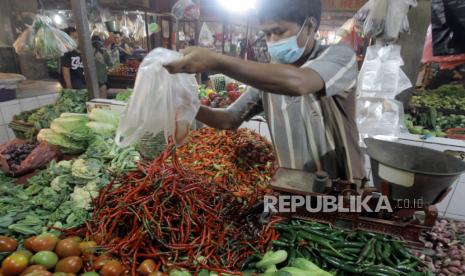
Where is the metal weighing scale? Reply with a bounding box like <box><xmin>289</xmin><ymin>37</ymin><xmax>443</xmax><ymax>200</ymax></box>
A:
<box><xmin>268</xmin><ymin>138</ymin><xmax>465</xmax><ymax>246</ymax></box>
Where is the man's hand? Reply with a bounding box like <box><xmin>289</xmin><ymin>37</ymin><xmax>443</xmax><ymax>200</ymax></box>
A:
<box><xmin>164</xmin><ymin>47</ymin><xmax>220</xmax><ymax>74</ymax></box>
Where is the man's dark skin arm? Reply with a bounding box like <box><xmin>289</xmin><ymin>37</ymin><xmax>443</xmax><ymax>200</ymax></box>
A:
<box><xmin>164</xmin><ymin>47</ymin><xmax>325</xmax><ymax>97</ymax></box>
<box><xmin>196</xmin><ymin>106</ymin><xmax>241</xmax><ymax>130</ymax></box>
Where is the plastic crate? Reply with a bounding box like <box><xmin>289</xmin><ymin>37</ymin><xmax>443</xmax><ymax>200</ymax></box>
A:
<box><xmin>8</xmin><ymin>121</ymin><xmax>37</xmax><ymax>141</ymax></box>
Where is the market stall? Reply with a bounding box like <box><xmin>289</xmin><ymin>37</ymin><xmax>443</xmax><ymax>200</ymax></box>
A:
<box><xmin>1</xmin><ymin>0</ymin><xmax>465</xmax><ymax>276</ymax></box>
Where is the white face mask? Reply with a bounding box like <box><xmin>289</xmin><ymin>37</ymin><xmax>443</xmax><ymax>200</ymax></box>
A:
<box><xmin>266</xmin><ymin>19</ymin><xmax>311</xmax><ymax>64</ymax></box>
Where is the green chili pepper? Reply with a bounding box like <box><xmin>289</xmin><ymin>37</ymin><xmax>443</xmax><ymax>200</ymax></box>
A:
<box><xmin>320</xmin><ymin>252</ymin><xmax>360</xmax><ymax>274</ymax></box>
<box><xmin>298</xmin><ymin>231</ymin><xmax>345</xmax><ymax>259</ymax></box>
<box><xmin>356</xmin><ymin>238</ymin><xmax>376</xmax><ymax>264</ymax></box>
<box><xmin>392</xmin><ymin>241</ymin><xmax>413</xmax><ymax>260</ymax></box>
<box><xmin>333</xmin><ymin>241</ymin><xmax>365</xmax><ymax>248</ymax></box>
<box><xmin>320</xmin><ymin>248</ymin><xmax>355</xmax><ymax>262</ymax></box>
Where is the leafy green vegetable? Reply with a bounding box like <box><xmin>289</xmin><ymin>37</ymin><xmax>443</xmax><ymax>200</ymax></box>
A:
<box><xmin>37</xmin><ymin>129</ymin><xmax>86</xmax><ymax>154</ymax></box>
<box><xmin>51</xmin><ymin>116</ymin><xmax>91</xmax><ymax>141</ymax></box>
<box><xmin>115</xmin><ymin>89</ymin><xmax>133</xmax><ymax>102</ymax></box>
<box><xmin>14</xmin><ymin>89</ymin><xmax>88</xmax><ymax>130</ymax></box>
<box><xmin>71</xmin><ymin>159</ymin><xmax>102</xmax><ymax>180</ymax></box>
<box><xmin>411</xmin><ymin>85</ymin><xmax>465</xmax><ymax>110</ymax></box>
<box><xmin>88</xmin><ymin>109</ymin><xmax>121</xmax><ymax>127</ymax></box>
<box><xmin>86</xmin><ymin>122</ymin><xmax>116</xmax><ymax>137</ymax></box>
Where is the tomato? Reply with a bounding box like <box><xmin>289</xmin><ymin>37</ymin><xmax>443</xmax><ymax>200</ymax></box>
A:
<box><xmin>54</xmin><ymin>257</ymin><xmax>82</xmax><ymax>274</ymax></box>
<box><xmin>0</xmin><ymin>237</ymin><xmax>18</xmax><ymax>253</ymax></box>
<box><xmin>93</xmin><ymin>255</ymin><xmax>112</xmax><ymax>270</ymax></box>
<box><xmin>64</xmin><ymin>237</ymin><xmax>81</xmax><ymax>244</ymax></box>
<box><xmin>80</xmin><ymin>272</ymin><xmax>99</xmax><ymax>276</ymax></box>
<box><xmin>22</xmin><ymin>271</ymin><xmax>53</xmax><ymax>276</ymax></box>
<box><xmin>15</xmin><ymin>251</ymin><xmax>33</xmax><ymax>261</ymax></box>
<box><xmin>78</xmin><ymin>242</ymin><xmax>97</xmax><ymax>255</ymax></box>
<box><xmin>1</xmin><ymin>252</ymin><xmax>29</xmax><ymax>275</ymax></box>
<box><xmin>100</xmin><ymin>261</ymin><xmax>123</xmax><ymax>276</ymax></box>
<box><xmin>30</xmin><ymin>234</ymin><xmax>58</xmax><ymax>253</ymax></box>
<box><xmin>31</xmin><ymin>251</ymin><xmax>58</xmax><ymax>269</ymax></box>
<box><xmin>137</xmin><ymin>259</ymin><xmax>156</xmax><ymax>276</ymax></box>
<box><xmin>199</xmin><ymin>98</ymin><xmax>211</xmax><ymax>106</ymax></box>
<box><xmin>148</xmin><ymin>272</ymin><xmax>168</xmax><ymax>276</ymax></box>
<box><xmin>52</xmin><ymin>273</ymin><xmax>75</xmax><ymax>276</ymax></box>
<box><xmin>227</xmin><ymin>91</ymin><xmax>242</xmax><ymax>102</ymax></box>
<box><xmin>54</xmin><ymin>240</ymin><xmax>80</xmax><ymax>258</ymax></box>
<box><xmin>23</xmin><ymin>237</ymin><xmax>36</xmax><ymax>252</ymax></box>
<box><xmin>19</xmin><ymin>265</ymin><xmax>47</xmax><ymax>276</ymax></box>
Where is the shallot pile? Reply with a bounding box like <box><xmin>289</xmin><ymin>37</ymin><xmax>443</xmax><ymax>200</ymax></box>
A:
<box><xmin>420</xmin><ymin>218</ymin><xmax>465</xmax><ymax>275</ymax></box>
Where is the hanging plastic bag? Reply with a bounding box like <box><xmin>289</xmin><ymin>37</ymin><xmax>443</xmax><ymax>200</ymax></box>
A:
<box><xmin>363</xmin><ymin>0</ymin><xmax>389</xmax><ymax>38</ymax></box>
<box><xmin>172</xmin><ymin>0</ymin><xmax>200</xmax><ymax>20</ymax></box>
<box><xmin>13</xmin><ymin>27</ymin><xmax>36</xmax><ymax>55</ymax></box>
<box><xmin>115</xmin><ymin>48</ymin><xmax>200</xmax><ymax>148</ymax></box>
<box><xmin>357</xmin><ymin>44</ymin><xmax>411</xmax><ymax>98</ymax></box>
<box><xmin>357</xmin><ymin>98</ymin><xmax>404</xmax><ymax>140</ymax></box>
<box><xmin>14</xmin><ymin>15</ymin><xmax>77</xmax><ymax>59</ymax></box>
<box><xmin>384</xmin><ymin>0</ymin><xmax>417</xmax><ymax>40</ymax></box>
<box><xmin>199</xmin><ymin>23</ymin><xmax>214</xmax><ymax>48</ymax></box>
<box><xmin>91</xmin><ymin>23</ymin><xmax>110</xmax><ymax>40</ymax></box>
<box><xmin>133</xmin><ymin>14</ymin><xmax>147</xmax><ymax>41</ymax></box>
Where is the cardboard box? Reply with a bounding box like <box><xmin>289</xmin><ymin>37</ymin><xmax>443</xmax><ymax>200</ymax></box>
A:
<box><xmin>86</xmin><ymin>99</ymin><xmax>127</xmax><ymax>114</ymax></box>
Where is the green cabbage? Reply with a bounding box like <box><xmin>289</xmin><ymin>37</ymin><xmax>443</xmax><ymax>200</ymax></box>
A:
<box><xmin>50</xmin><ymin>116</ymin><xmax>91</xmax><ymax>141</ymax></box>
<box><xmin>86</xmin><ymin>122</ymin><xmax>116</xmax><ymax>137</ymax></box>
<box><xmin>37</xmin><ymin>129</ymin><xmax>86</xmax><ymax>154</ymax></box>
<box><xmin>60</xmin><ymin>113</ymin><xmax>88</xmax><ymax>119</ymax></box>
<box><xmin>88</xmin><ymin>109</ymin><xmax>121</xmax><ymax>127</ymax></box>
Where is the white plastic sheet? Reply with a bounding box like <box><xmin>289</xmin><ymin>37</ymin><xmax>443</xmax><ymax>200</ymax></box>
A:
<box><xmin>116</xmin><ymin>48</ymin><xmax>200</xmax><ymax>148</ymax></box>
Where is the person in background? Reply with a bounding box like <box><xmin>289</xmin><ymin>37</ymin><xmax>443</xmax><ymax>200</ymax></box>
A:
<box><xmin>61</xmin><ymin>27</ymin><xmax>86</xmax><ymax>89</ymax></box>
<box><xmin>109</xmin><ymin>31</ymin><xmax>133</xmax><ymax>63</ymax></box>
<box><xmin>92</xmin><ymin>35</ymin><xmax>113</xmax><ymax>98</ymax></box>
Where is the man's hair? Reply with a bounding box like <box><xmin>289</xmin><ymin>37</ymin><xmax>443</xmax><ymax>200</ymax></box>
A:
<box><xmin>63</xmin><ymin>27</ymin><xmax>77</xmax><ymax>35</ymax></box>
<box><xmin>257</xmin><ymin>0</ymin><xmax>322</xmax><ymax>30</ymax></box>
<box><xmin>113</xmin><ymin>31</ymin><xmax>122</xmax><ymax>36</ymax></box>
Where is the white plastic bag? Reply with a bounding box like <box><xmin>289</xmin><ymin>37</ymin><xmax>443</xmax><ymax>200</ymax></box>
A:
<box><xmin>384</xmin><ymin>0</ymin><xmax>417</xmax><ymax>39</ymax></box>
<box><xmin>363</xmin><ymin>0</ymin><xmax>389</xmax><ymax>38</ymax></box>
<box><xmin>115</xmin><ymin>48</ymin><xmax>200</xmax><ymax>148</ymax></box>
<box><xmin>357</xmin><ymin>97</ymin><xmax>404</xmax><ymax>140</ymax></box>
<box><xmin>132</xmin><ymin>14</ymin><xmax>147</xmax><ymax>41</ymax></box>
<box><xmin>172</xmin><ymin>0</ymin><xmax>200</xmax><ymax>20</ymax></box>
<box><xmin>357</xmin><ymin>45</ymin><xmax>411</xmax><ymax>98</ymax></box>
<box><xmin>13</xmin><ymin>15</ymin><xmax>77</xmax><ymax>59</ymax></box>
<box><xmin>199</xmin><ymin>23</ymin><xmax>214</xmax><ymax>48</ymax></box>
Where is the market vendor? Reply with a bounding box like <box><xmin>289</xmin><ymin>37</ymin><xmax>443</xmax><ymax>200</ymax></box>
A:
<box><xmin>165</xmin><ymin>0</ymin><xmax>365</xmax><ymax>181</ymax></box>
<box><xmin>109</xmin><ymin>31</ymin><xmax>133</xmax><ymax>64</ymax></box>
<box><xmin>61</xmin><ymin>27</ymin><xmax>86</xmax><ymax>90</ymax></box>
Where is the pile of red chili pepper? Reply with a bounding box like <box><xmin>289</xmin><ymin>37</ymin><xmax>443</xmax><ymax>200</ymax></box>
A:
<box><xmin>72</xmin><ymin>128</ymin><xmax>279</xmax><ymax>275</ymax></box>
<box><xmin>176</xmin><ymin>128</ymin><xmax>276</xmax><ymax>205</ymax></box>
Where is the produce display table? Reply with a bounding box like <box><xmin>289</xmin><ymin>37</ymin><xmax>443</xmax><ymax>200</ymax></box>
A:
<box><xmin>108</xmin><ymin>75</ymin><xmax>136</xmax><ymax>89</ymax></box>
